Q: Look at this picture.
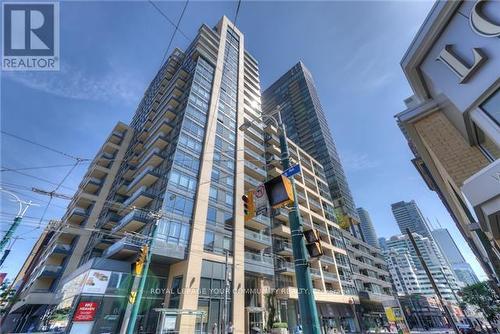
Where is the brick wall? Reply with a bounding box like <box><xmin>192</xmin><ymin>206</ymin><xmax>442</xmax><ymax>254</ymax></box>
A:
<box><xmin>414</xmin><ymin>111</ymin><xmax>489</xmax><ymax>186</ymax></box>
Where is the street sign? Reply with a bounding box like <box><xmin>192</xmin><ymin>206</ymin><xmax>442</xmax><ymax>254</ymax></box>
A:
<box><xmin>253</xmin><ymin>183</ymin><xmax>269</xmax><ymax>216</ymax></box>
<box><xmin>282</xmin><ymin>164</ymin><xmax>301</xmax><ymax>177</ymax></box>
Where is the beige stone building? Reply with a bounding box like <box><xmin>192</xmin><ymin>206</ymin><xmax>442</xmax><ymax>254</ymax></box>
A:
<box><xmin>396</xmin><ymin>0</ymin><xmax>500</xmax><ymax>284</ymax></box>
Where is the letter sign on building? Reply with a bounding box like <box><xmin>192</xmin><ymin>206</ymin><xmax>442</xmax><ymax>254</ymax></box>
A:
<box><xmin>470</xmin><ymin>0</ymin><xmax>500</xmax><ymax>37</ymax></box>
<box><xmin>436</xmin><ymin>0</ymin><xmax>499</xmax><ymax>83</ymax></box>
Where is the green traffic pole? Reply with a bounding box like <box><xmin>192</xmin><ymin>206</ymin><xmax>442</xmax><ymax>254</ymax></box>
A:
<box><xmin>276</xmin><ymin>116</ymin><xmax>321</xmax><ymax>334</ymax></box>
<box><xmin>126</xmin><ymin>218</ymin><xmax>160</xmax><ymax>334</ymax></box>
<box><xmin>0</xmin><ymin>217</ymin><xmax>22</xmax><ymax>254</ymax></box>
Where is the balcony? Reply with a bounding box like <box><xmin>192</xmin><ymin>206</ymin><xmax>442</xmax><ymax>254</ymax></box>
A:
<box><xmin>244</xmin><ymin>144</ymin><xmax>266</xmax><ymax>165</ymax></box>
<box><xmin>244</xmin><ymin>229</ymin><xmax>272</xmax><ymax>250</ymax></box>
<box><xmin>126</xmin><ymin>166</ymin><xmax>162</xmax><ymax>195</ymax></box>
<box><xmin>112</xmin><ymin>209</ymin><xmax>151</xmax><ymax>233</ymax></box>
<box><xmin>103</xmin><ymin>234</ymin><xmax>144</xmax><ymax>260</ymax></box>
<box><xmin>81</xmin><ymin>177</ymin><xmax>104</xmax><ymax>195</ymax></box>
<box><xmin>110</xmin><ymin>130</ymin><xmax>124</xmax><ymax>145</ymax></box>
<box><xmin>244</xmin><ymin>175</ymin><xmax>260</xmax><ymax>189</ymax></box>
<box><xmin>136</xmin><ymin>147</ymin><xmax>164</xmax><ymax>171</ymax></box>
<box><xmin>244</xmin><ymin>161</ymin><xmax>266</xmax><ymax>181</ymax></box>
<box><xmin>244</xmin><ymin>123</ymin><xmax>264</xmax><ymax>143</ymax></box>
<box><xmin>320</xmin><ymin>255</ymin><xmax>336</xmax><ymax>265</ymax></box>
<box><xmin>38</xmin><ymin>264</ymin><xmax>63</xmax><ymax>278</ymax></box>
<box><xmin>275</xmin><ymin>241</ymin><xmax>293</xmax><ymax>256</ymax></box>
<box><xmin>275</xmin><ymin>261</ymin><xmax>295</xmax><ymax>276</ymax></box>
<box><xmin>264</xmin><ymin>133</ymin><xmax>279</xmax><ymax>147</ymax></box>
<box><xmin>97</xmin><ymin>151</ymin><xmax>115</xmax><ymax>168</ymax></box>
<box><xmin>265</xmin><ymin>142</ymin><xmax>280</xmax><ymax>156</ymax></box>
<box><xmin>245</xmin><ymin>214</ymin><xmax>271</xmax><ymax>230</ymax></box>
<box><xmin>266</xmin><ymin>165</ymin><xmax>282</xmax><ymax>179</ymax></box>
<box><xmin>244</xmin><ymin>136</ymin><xmax>265</xmax><ymax>153</ymax></box>
<box><xmin>272</xmin><ymin>222</ymin><xmax>291</xmax><ymax>237</ymax></box>
<box><xmin>50</xmin><ymin>243</ymin><xmax>72</xmax><ymax>255</ymax></box>
<box><xmin>143</xmin><ymin>131</ymin><xmax>169</xmax><ymax>153</ymax></box>
<box><xmin>272</xmin><ymin>208</ymin><xmax>288</xmax><ymax>222</ymax></box>
<box><xmin>67</xmin><ymin>207</ymin><xmax>89</xmax><ymax>224</ymax></box>
<box><xmin>310</xmin><ymin>268</ymin><xmax>322</xmax><ymax>279</ymax></box>
<box><xmin>149</xmin><ymin>118</ymin><xmax>174</xmax><ymax>140</ymax></box>
<box><xmin>322</xmin><ymin>271</ymin><xmax>338</xmax><ymax>282</ymax></box>
<box><xmin>244</xmin><ymin>252</ymin><xmax>274</xmax><ymax>276</ymax></box>
<box><xmin>121</xmin><ymin>186</ymin><xmax>155</xmax><ymax>211</ymax></box>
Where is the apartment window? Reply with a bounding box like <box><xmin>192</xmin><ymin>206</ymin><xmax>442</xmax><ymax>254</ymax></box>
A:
<box><xmin>207</xmin><ymin>206</ymin><xmax>217</xmax><ymax>225</ymax></box>
<box><xmin>168</xmin><ymin>276</ymin><xmax>183</xmax><ymax>308</ymax></box>
<box><xmin>204</xmin><ymin>231</ymin><xmax>215</xmax><ymax>252</ymax></box>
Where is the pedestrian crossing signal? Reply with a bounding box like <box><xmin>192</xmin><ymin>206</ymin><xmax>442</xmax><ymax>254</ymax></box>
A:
<box><xmin>303</xmin><ymin>229</ymin><xmax>323</xmax><ymax>258</ymax></box>
<box><xmin>264</xmin><ymin>175</ymin><xmax>294</xmax><ymax>208</ymax></box>
<box><xmin>134</xmin><ymin>245</ymin><xmax>148</xmax><ymax>276</ymax></box>
<box><xmin>242</xmin><ymin>192</ymin><xmax>255</xmax><ymax>222</ymax></box>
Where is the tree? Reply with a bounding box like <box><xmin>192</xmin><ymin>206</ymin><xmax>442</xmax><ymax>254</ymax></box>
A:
<box><xmin>0</xmin><ymin>280</ymin><xmax>16</xmax><ymax>316</ymax></box>
<box><xmin>460</xmin><ymin>282</ymin><xmax>500</xmax><ymax>329</ymax></box>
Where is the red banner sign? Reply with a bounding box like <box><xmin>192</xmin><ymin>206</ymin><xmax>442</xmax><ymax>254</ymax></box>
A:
<box><xmin>73</xmin><ymin>301</ymin><xmax>98</xmax><ymax>322</ymax></box>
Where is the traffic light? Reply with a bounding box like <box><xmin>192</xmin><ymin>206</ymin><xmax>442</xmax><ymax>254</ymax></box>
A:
<box><xmin>242</xmin><ymin>191</ymin><xmax>255</xmax><ymax>222</ymax></box>
<box><xmin>134</xmin><ymin>245</ymin><xmax>148</xmax><ymax>276</ymax></box>
<box><xmin>264</xmin><ymin>175</ymin><xmax>294</xmax><ymax>208</ymax></box>
<box><xmin>303</xmin><ymin>229</ymin><xmax>323</xmax><ymax>258</ymax></box>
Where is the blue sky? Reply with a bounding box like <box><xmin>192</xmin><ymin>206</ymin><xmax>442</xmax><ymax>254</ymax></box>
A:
<box><xmin>0</xmin><ymin>0</ymin><xmax>487</xmax><ymax>280</ymax></box>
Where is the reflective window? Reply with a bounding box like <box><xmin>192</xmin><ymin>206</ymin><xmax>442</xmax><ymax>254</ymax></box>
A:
<box><xmin>481</xmin><ymin>88</ymin><xmax>499</xmax><ymax>126</ymax></box>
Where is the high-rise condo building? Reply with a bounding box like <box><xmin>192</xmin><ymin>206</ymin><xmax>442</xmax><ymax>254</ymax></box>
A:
<box><xmin>263</xmin><ymin>63</ymin><xmax>397</xmax><ymax>332</ymax></box>
<box><xmin>391</xmin><ymin>200</ymin><xmax>432</xmax><ymax>239</ymax></box>
<box><xmin>3</xmin><ymin>16</ymin><xmax>397</xmax><ymax>334</ymax></box>
<box><xmin>384</xmin><ymin>234</ymin><xmax>460</xmax><ymax>303</ymax></box>
<box><xmin>431</xmin><ymin>228</ymin><xmax>479</xmax><ymax>286</ymax></box>
<box><xmin>262</xmin><ymin>62</ymin><xmax>360</xmax><ymax>225</ymax></box>
<box><xmin>356</xmin><ymin>207</ymin><xmax>380</xmax><ymax>248</ymax></box>
<box><xmin>395</xmin><ymin>0</ymin><xmax>499</xmax><ymax>285</ymax></box>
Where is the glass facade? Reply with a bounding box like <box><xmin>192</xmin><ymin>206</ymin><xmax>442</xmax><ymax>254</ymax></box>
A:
<box><xmin>203</xmin><ymin>28</ymin><xmax>240</xmax><ymax>256</ymax></box>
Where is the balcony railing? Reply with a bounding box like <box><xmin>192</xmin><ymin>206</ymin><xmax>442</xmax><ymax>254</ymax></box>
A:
<box><xmin>245</xmin><ymin>229</ymin><xmax>272</xmax><ymax>245</ymax></box>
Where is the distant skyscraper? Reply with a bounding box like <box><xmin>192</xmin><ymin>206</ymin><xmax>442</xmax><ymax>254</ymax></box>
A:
<box><xmin>378</xmin><ymin>237</ymin><xmax>387</xmax><ymax>251</ymax></box>
<box><xmin>385</xmin><ymin>233</ymin><xmax>460</xmax><ymax>301</ymax></box>
<box><xmin>432</xmin><ymin>228</ymin><xmax>480</xmax><ymax>286</ymax></box>
<box><xmin>356</xmin><ymin>207</ymin><xmax>380</xmax><ymax>248</ymax></box>
<box><xmin>391</xmin><ymin>200</ymin><xmax>432</xmax><ymax>239</ymax></box>
<box><xmin>262</xmin><ymin>62</ymin><xmax>359</xmax><ymax>223</ymax></box>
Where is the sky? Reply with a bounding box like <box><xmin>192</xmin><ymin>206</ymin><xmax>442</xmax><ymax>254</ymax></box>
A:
<box><xmin>0</xmin><ymin>0</ymin><xmax>487</xmax><ymax>280</ymax></box>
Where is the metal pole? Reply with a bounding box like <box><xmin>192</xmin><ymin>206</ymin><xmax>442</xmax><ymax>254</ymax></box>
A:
<box><xmin>0</xmin><ymin>188</ymin><xmax>36</xmax><ymax>255</ymax></box>
<box><xmin>126</xmin><ymin>212</ymin><xmax>162</xmax><ymax>334</ymax></box>
<box><xmin>272</xmin><ymin>110</ymin><xmax>321</xmax><ymax>334</ymax></box>
<box><xmin>440</xmin><ymin>267</ymin><xmax>473</xmax><ymax>329</ymax></box>
<box><xmin>406</xmin><ymin>229</ymin><xmax>460</xmax><ymax>334</ymax></box>
<box><xmin>222</xmin><ymin>249</ymin><xmax>229</xmax><ymax>334</ymax></box>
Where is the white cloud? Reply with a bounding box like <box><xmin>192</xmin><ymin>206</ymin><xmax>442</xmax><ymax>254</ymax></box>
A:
<box><xmin>341</xmin><ymin>151</ymin><xmax>380</xmax><ymax>171</ymax></box>
<box><xmin>3</xmin><ymin>63</ymin><xmax>144</xmax><ymax>105</ymax></box>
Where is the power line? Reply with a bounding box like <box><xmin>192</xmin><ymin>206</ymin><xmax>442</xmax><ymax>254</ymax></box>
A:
<box><xmin>148</xmin><ymin>0</ymin><xmax>191</xmax><ymax>41</ymax></box>
<box><xmin>233</xmin><ymin>0</ymin><xmax>242</xmax><ymax>25</ymax></box>
<box><xmin>0</xmin><ymin>130</ymin><xmax>89</xmax><ymax>162</ymax></box>
<box><xmin>1</xmin><ymin>168</ymin><xmax>77</xmax><ymax>192</ymax></box>
<box><xmin>0</xmin><ymin>163</ymin><xmax>80</xmax><ymax>173</ymax></box>
<box><xmin>160</xmin><ymin>0</ymin><xmax>190</xmax><ymax>66</ymax></box>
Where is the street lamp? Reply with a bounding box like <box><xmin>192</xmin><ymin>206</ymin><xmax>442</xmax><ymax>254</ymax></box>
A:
<box><xmin>239</xmin><ymin>107</ymin><xmax>322</xmax><ymax>334</ymax></box>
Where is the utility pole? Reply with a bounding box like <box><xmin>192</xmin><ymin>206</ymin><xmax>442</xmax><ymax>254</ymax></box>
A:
<box><xmin>267</xmin><ymin>108</ymin><xmax>321</xmax><ymax>334</ymax></box>
<box><xmin>124</xmin><ymin>210</ymin><xmax>163</xmax><ymax>334</ymax></box>
<box><xmin>0</xmin><ymin>188</ymin><xmax>38</xmax><ymax>255</ymax></box>
<box><xmin>221</xmin><ymin>249</ymin><xmax>229</xmax><ymax>334</ymax></box>
<box><xmin>440</xmin><ymin>267</ymin><xmax>473</xmax><ymax>329</ymax></box>
<box><xmin>406</xmin><ymin>229</ymin><xmax>460</xmax><ymax>334</ymax></box>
